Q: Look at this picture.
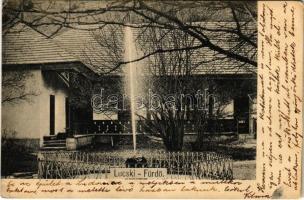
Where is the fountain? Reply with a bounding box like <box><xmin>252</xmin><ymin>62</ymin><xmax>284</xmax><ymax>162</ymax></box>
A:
<box><xmin>124</xmin><ymin>26</ymin><xmax>140</xmax><ymax>155</ymax></box>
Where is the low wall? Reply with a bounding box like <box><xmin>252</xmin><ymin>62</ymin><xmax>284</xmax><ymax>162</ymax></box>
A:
<box><xmin>95</xmin><ymin>135</ymin><xmax>113</xmax><ymax>144</ymax></box>
<box><xmin>65</xmin><ymin>132</ymin><xmax>240</xmax><ymax>150</ymax></box>
<box><xmin>66</xmin><ymin>135</ymin><xmax>94</xmax><ymax>150</ymax></box>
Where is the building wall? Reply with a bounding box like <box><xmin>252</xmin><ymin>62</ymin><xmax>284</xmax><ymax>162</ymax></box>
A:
<box><xmin>249</xmin><ymin>96</ymin><xmax>257</xmax><ymax>134</ymax></box>
<box><xmin>40</xmin><ymin>70</ymin><xmax>68</xmax><ymax>138</ymax></box>
<box><xmin>2</xmin><ymin>68</ymin><xmax>68</xmax><ymax>145</ymax></box>
<box><xmin>2</xmin><ymin>69</ymin><xmax>41</xmax><ymax>139</ymax></box>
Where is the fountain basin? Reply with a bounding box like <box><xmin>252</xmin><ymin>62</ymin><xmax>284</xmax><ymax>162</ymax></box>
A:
<box><xmin>125</xmin><ymin>156</ymin><xmax>148</xmax><ymax>168</ymax></box>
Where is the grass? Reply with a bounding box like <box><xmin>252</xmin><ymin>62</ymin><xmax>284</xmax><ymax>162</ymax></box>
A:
<box><xmin>2</xmin><ymin>134</ymin><xmax>256</xmax><ymax>180</ymax></box>
<box><xmin>87</xmin><ymin>134</ymin><xmax>256</xmax><ymax>180</ymax></box>
<box><xmin>233</xmin><ymin>160</ymin><xmax>256</xmax><ymax>180</ymax></box>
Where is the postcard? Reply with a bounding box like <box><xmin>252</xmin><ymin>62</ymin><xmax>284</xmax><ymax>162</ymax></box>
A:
<box><xmin>1</xmin><ymin>0</ymin><xmax>303</xmax><ymax>198</ymax></box>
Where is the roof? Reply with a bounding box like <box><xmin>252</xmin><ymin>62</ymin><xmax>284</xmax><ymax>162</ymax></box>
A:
<box><xmin>2</xmin><ymin>23</ymin><xmax>77</xmax><ymax>65</ymax></box>
<box><xmin>52</xmin><ymin>25</ymin><xmax>124</xmax><ymax>75</ymax></box>
<box><xmin>2</xmin><ymin>22</ymin><xmax>256</xmax><ymax>76</ymax></box>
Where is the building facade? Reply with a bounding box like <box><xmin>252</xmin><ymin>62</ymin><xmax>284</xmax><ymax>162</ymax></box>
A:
<box><xmin>2</xmin><ymin>22</ymin><xmax>257</xmax><ymax>150</ymax></box>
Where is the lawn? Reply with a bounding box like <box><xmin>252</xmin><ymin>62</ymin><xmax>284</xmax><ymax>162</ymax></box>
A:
<box><xmin>2</xmin><ymin>134</ymin><xmax>256</xmax><ymax>180</ymax></box>
<box><xmin>83</xmin><ymin>134</ymin><xmax>256</xmax><ymax>180</ymax></box>
<box><xmin>233</xmin><ymin>160</ymin><xmax>256</xmax><ymax>180</ymax></box>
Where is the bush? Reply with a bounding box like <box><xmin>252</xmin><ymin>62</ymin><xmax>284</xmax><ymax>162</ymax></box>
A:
<box><xmin>1</xmin><ymin>129</ymin><xmax>37</xmax><ymax>176</ymax></box>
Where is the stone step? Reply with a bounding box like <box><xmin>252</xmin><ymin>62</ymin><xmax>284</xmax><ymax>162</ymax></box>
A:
<box><xmin>40</xmin><ymin>146</ymin><xmax>66</xmax><ymax>151</ymax></box>
<box><xmin>43</xmin><ymin>143</ymin><xmax>66</xmax><ymax>147</ymax></box>
<box><xmin>43</xmin><ymin>140</ymin><xmax>66</xmax><ymax>144</ymax></box>
<box><xmin>43</xmin><ymin>135</ymin><xmax>57</xmax><ymax>141</ymax></box>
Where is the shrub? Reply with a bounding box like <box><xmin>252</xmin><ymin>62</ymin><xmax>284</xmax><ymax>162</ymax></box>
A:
<box><xmin>1</xmin><ymin>129</ymin><xmax>37</xmax><ymax>176</ymax></box>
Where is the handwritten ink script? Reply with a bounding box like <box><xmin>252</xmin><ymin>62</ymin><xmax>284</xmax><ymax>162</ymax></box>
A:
<box><xmin>257</xmin><ymin>1</ymin><xmax>303</xmax><ymax>198</ymax></box>
<box><xmin>2</xmin><ymin>179</ymin><xmax>271</xmax><ymax>199</ymax></box>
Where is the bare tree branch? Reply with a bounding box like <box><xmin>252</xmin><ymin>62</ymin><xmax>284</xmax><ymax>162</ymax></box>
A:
<box><xmin>3</xmin><ymin>0</ymin><xmax>257</xmax><ymax>74</ymax></box>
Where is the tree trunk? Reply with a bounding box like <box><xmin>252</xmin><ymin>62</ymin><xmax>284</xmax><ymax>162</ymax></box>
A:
<box><xmin>163</xmin><ymin>123</ymin><xmax>184</xmax><ymax>151</ymax></box>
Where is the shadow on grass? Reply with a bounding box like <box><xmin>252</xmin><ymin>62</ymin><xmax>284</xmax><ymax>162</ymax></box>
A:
<box><xmin>192</xmin><ymin>135</ymin><xmax>256</xmax><ymax>161</ymax></box>
<box><xmin>216</xmin><ymin>145</ymin><xmax>256</xmax><ymax>160</ymax></box>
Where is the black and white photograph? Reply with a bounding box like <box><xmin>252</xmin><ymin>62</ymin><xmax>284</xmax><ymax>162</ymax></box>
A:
<box><xmin>2</xmin><ymin>0</ymin><xmax>257</xmax><ymax>180</ymax></box>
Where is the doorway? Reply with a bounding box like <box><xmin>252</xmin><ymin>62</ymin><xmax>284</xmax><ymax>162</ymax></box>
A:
<box><xmin>50</xmin><ymin>95</ymin><xmax>55</xmax><ymax>135</ymax></box>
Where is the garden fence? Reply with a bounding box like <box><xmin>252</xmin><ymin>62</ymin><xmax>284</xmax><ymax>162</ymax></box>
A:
<box><xmin>38</xmin><ymin>151</ymin><xmax>233</xmax><ymax>180</ymax></box>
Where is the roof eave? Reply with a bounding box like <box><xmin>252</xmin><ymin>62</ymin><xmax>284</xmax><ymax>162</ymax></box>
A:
<box><xmin>2</xmin><ymin>61</ymin><xmax>100</xmax><ymax>80</ymax></box>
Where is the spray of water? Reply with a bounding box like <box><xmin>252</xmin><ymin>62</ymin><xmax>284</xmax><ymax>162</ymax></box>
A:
<box><xmin>124</xmin><ymin>26</ymin><xmax>138</xmax><ymax>154</ymax></box>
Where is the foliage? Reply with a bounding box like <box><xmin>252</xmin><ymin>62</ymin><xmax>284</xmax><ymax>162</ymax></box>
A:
<box><xmin>68</xmin><ymin>72</ymin><xmax>93</xmax><ymax>109</ymax></box>
<box><xmin>1</xmin><ymin>129</ymin><xmax>37</xmax><ymax>176</ymax></box>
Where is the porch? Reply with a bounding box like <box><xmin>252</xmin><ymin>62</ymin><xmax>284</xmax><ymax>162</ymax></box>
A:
<box><xmin>41</xmin><ymin>118</ymin><xmax>253</xmax><ymax>151</ymax></box>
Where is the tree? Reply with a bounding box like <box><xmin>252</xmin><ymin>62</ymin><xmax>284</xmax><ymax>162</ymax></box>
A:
<box><xmin>82</xmin><ymin>6</ymin><xmax>256</xmax><ymax>150</ymax></box>
<box><xmin>2</xmin><ymin>70</ymin><xmax>37</xmax><ymax>104</ymax></box>
<box><xmin>137</xmin><ymin>28</ymin><xmax>199</xmax><ymax>151</ymax></box>
<box><xmin>3</xmin><ymin>0</ymin><xmax>257</xmax><ymax>149</ymax></box>
<box><xmin>3</xmin><ymin>0</ymin><xmax>257</xmax><ymax>75</ymax></box>
<box><xmin>132</xmin><ymin>27</ymin><xmax>239</xmax><ymax>151</ymax></box>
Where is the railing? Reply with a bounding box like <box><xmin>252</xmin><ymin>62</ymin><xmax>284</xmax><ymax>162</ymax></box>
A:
<box><xmin>38</xmin><ymin>151</ymin><xmax>233</xmax><ymax>180</ymax></box>
<box><xmin>72</xmin><ymin>119</ymin><xmax>238</xmax><ymax>135</ymax></box>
